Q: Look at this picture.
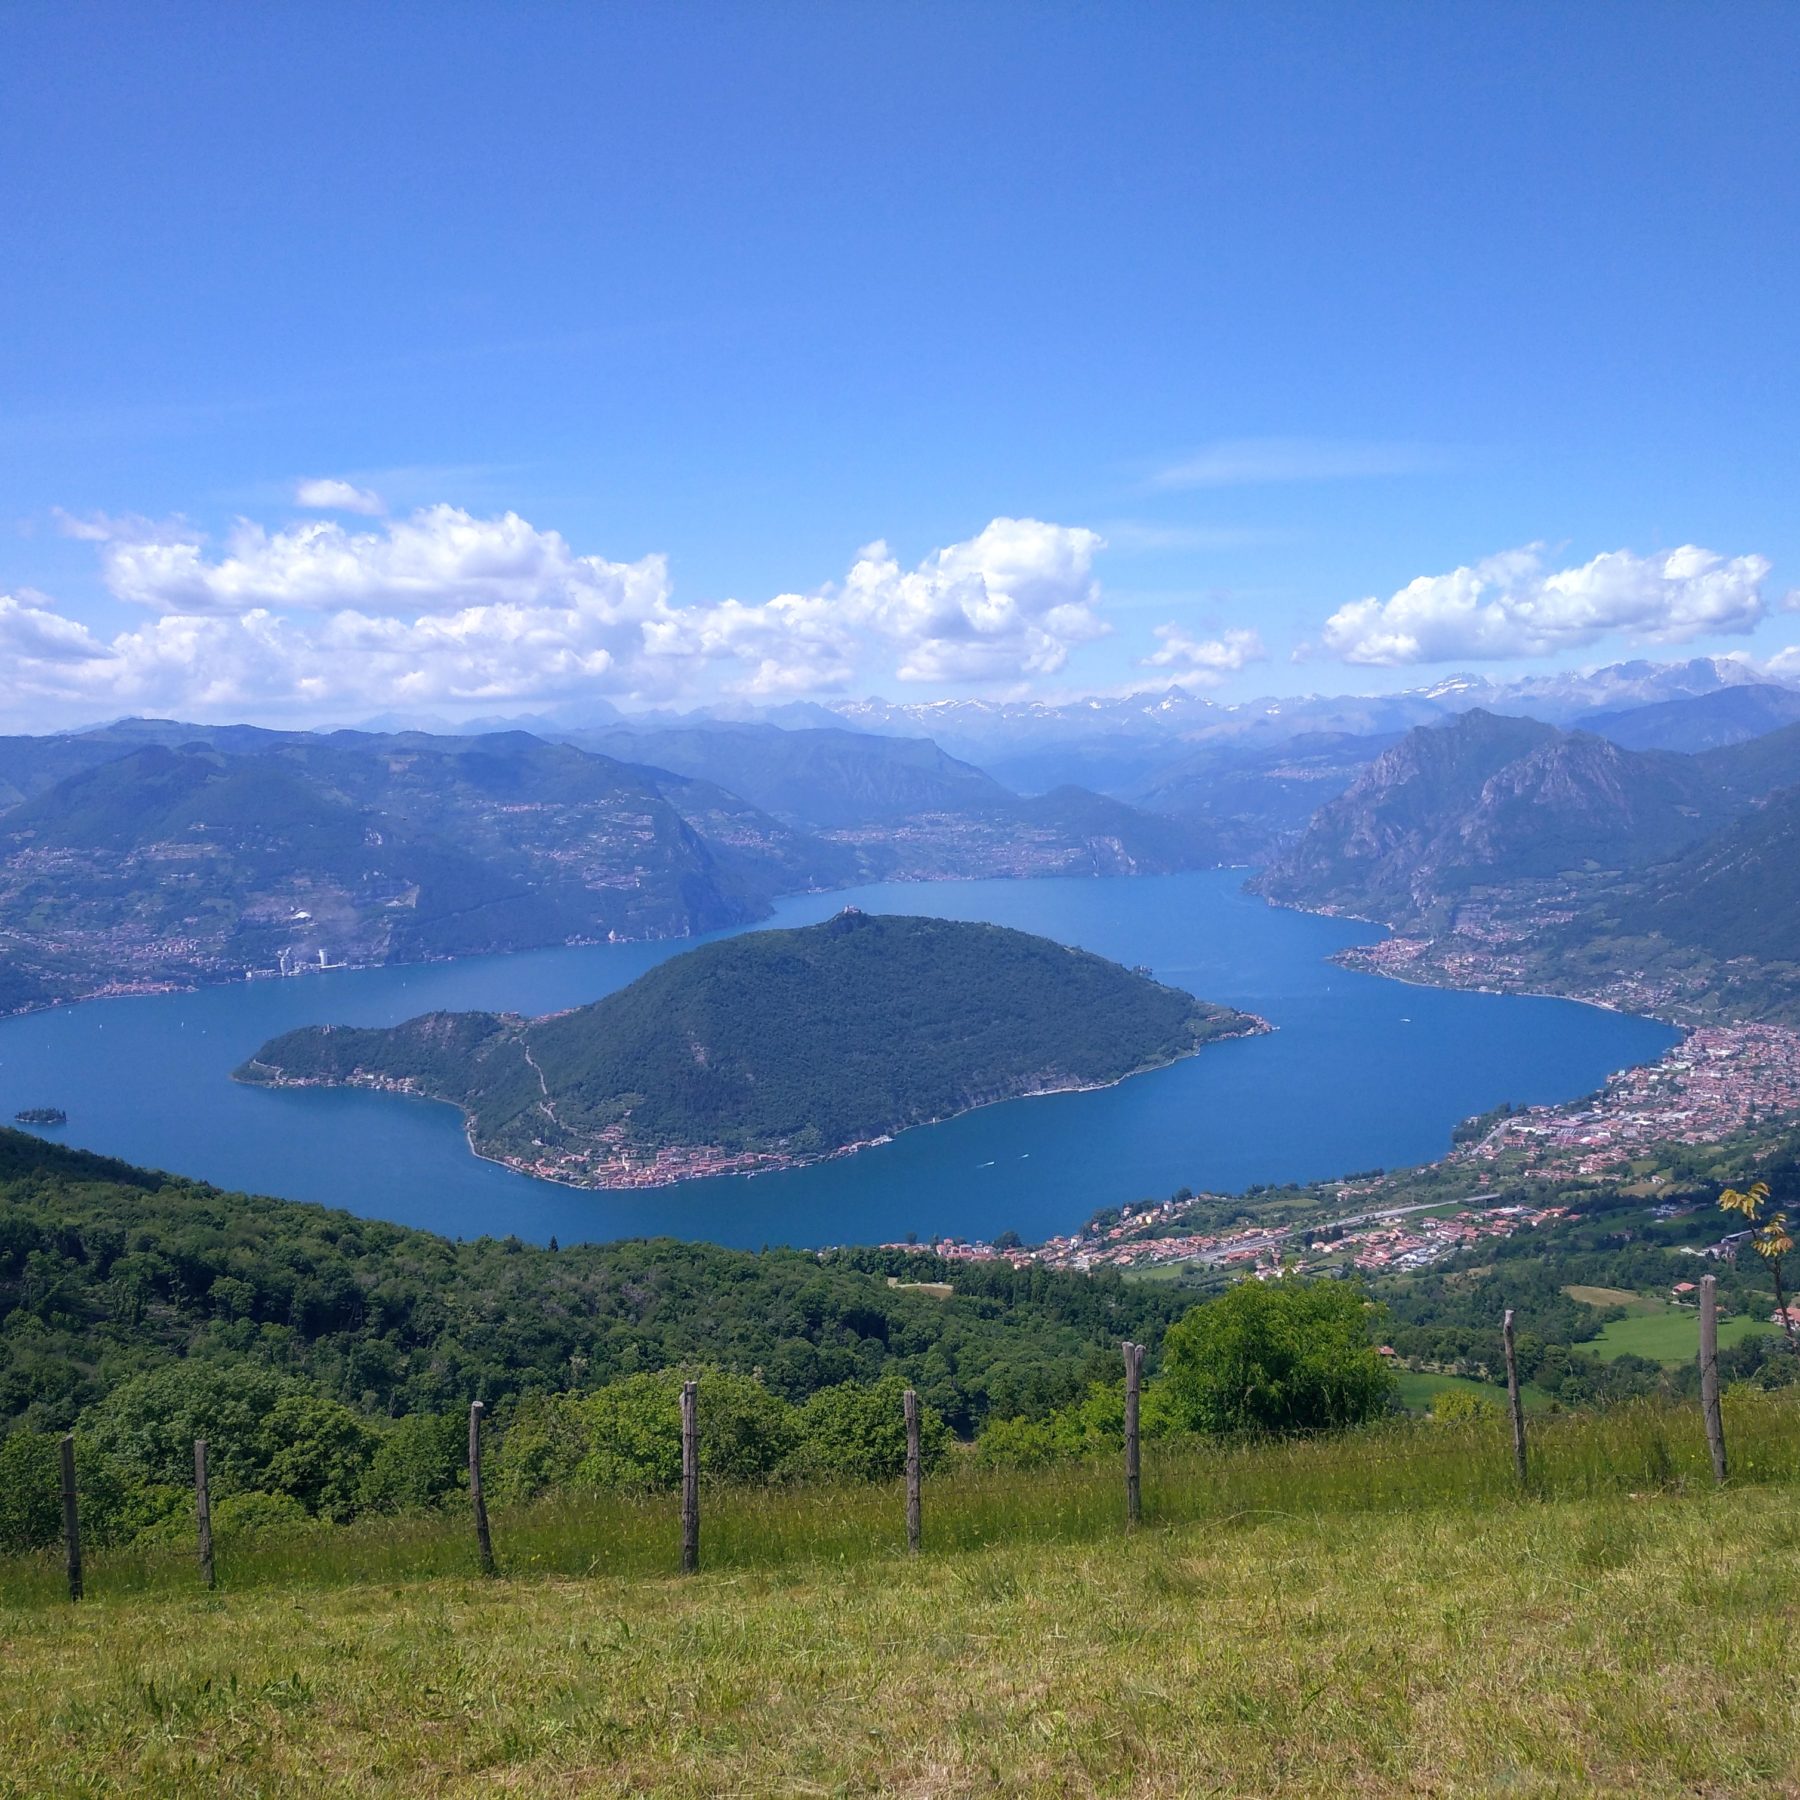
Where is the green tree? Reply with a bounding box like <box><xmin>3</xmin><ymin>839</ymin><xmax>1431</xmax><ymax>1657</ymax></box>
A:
<box><xmin>358</xmin><ymin>1411</ymin><xmax>466</xmax><ymax>1514</ymax></box>
<box><xmin>84</xmin><ymin>1363</ymin><xmax>297</xmax><ymax>1496</ymax></box>
<box><xmin>792</xmin><ymin>1375</ymin><xmax>948</xmax><ymax>1481</ymax></box>
<box><xmin>1158</xmin><ymin>1278</ymin><xmax>1394</xmax><ymax>1438</ymax></box>
<box><xmin>260</xmin><ymin>1392</ymin><xmax>382</xmax><ymax>1521</ymax></box>
<box><xmin>0</xmin><ymin>1430</ymin><xmax>179</xmax><ymax>1552</ymax></box>
<box><xmin>571</xmin><ymin>1369</ymin><xmax>798</xmax><ymax>1491</ymax></box>
<box><xmin>83</xmin><ymin>1364</ymin><xmax>378</xmax><ymax>1520</ymax></box>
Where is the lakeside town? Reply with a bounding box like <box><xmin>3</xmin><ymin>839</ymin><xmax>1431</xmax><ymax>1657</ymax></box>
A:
<box><xmin>902</xmin><ymin>1020</ymin><xmax>1800</xmax><ymax>1279</ymax></box>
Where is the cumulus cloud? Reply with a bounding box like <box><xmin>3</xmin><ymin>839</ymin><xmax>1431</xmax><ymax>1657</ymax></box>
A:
<box><xmin>105</xmin><ymin>506</ymin><xmax>670</xmax><ymax>622</ymax></box>
<box><xmin>0</xmin><ymin>590</ymin><xmax>113</xmax><ymax>666</ymax></box>
<box><xmin>1320</xmin><ymin>544</ymin><xmax>1771</xmax><ymax>666</ymax></box>
<box><xmin>294</xmin><ymin>477</ymin><xmax>385</xmax><ymax>515</ymax></box>
<box><xmin>2</xmin><ymin>507</ymin><xmax>1114</xmax><ymax>718</ymax></box>
<box><xmin>1141</xmin><ymin>624</ymin><xmax>1267</xmax><ymax>683</ymax></box>
<box><xmin>840</xmin><ymin>517</ymin><xmax>1107</xmax><ymax>682</ymax></box>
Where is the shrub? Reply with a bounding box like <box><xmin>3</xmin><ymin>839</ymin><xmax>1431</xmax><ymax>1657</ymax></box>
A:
<box><xmin>1158</xmin><ymin>1277</ymin><xmax>1394</xmax><ymax>1438</ymax></box>
<box><xmin>489</xmin><ymin>1392</ymin><xmax>587</xmax><ymax>1502</ymax></box>
<box><xmin>358</xmin><ymin>1411</ymin><xmax>467</xmax><ymax>1514</ymax></box>
<box><xmin>83</xmin><ymin>1364</ymin><xmax>379</xmax><ymax>1520</ymax></box>
<box><xmin>210</xmin><ymin>1490</ymin><xmax>317</xmax><ymax>1538</ymax></box>
<box><xmin>792</xmin><ymin>1375</ymin><xmax>948</xmax><ymax>1481</ymax></box>
<box><xmin>973</xmin><ymin>1381</ymin><xmax>1142</xmax><ymax>1469</ymax></box>
<box><xmin>1432</xmin><ymin>1388</ymin><xmax>1500</xmax><ymax>1423</ymax></box>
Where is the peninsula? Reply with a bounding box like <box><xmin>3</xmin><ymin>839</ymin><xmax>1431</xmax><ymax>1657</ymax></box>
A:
<box><xmin>237</xmin><ymin>910</ymin><xmax>1264</xmax><ymax>1188</ymax></box>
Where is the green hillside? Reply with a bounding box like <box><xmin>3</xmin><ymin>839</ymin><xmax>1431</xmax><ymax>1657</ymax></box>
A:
<box><xmin>241</xmin><ymin>912</ymin><xmax>1258</xmax><ymax>1181</ymax></box>
<box><xmin>0</xmin><ymin>731</ymin><xmax>850</xmax><ymax>1010</ymax></box>
<box><xmin>1598</xmin><ymin>784</ymin><xmax>1800</xmax><ymax>966</ymax></box>
<box><xmin>0</xmin><ymin>1126</ymin><xmax>1191</xmax><ymax>1438</ymax></box>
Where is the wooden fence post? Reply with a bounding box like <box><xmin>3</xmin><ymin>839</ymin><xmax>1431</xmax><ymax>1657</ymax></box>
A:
<box><xmin>1502</xmin><ymin>1309</ymin><xmax>1528</xmax><ymax>1488</ymax></box>
<box><xmin>680</xmin><ymin>1380</ymin><xmax>700</xmax><ymax>1574</ymax></box>
<box><xmin>1123</xmin><ymin>1341</ymin><xmax>1144</xmax><ymax>1529</ymax></box>
<box><xmin>194</xmin><ymin>1439</ymin><xmax>215</xmax><ymax>1590</ymax></box>
<box><xmin>903</xmin><ymin>1387</ymin><xmax>922</xmax><ymax>1556</ymax></box>
<box><xmin>1700</xmin><ymin>1274</ymin><xmax>1728</xmax><ymax>1485</ymax></box>
<box><xmin>469</xmin><ymin>1400</ymin><xmax>497</xmax><ymax>1576</ymax></box>
<box><xmin>60</xmin><ymin>1433</ymin><xmax>82</xmax><ymax>1603</ymax></box>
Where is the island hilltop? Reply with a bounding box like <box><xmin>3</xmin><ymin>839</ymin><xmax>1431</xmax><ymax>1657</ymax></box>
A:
<box><xmin>238</xmin><ymin>910</ymin><xmax>1265</xmax><ymax>1189</ymax></box>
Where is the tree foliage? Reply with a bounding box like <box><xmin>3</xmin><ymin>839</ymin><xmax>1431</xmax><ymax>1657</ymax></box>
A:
<box><xmin>1158</xmin><ymin>1278</ymin><xmax>1394</xmax><ymax>1437</ymax></box>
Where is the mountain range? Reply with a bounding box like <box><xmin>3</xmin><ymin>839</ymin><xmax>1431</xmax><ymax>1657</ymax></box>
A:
<box><xmin>1247</xmin><ymin>705</ymin><xmax>1800</xmax><ymax>1020</ymax></box>
<box><xmin>0</xmin><ymin>718</ymin><xmax>1220</xmax><ymax>1012</ymax></box>
<box><xmin>1256</xmin><ymin>709</ymin><xmax>1800</xmax><ymax>919</ymax></box>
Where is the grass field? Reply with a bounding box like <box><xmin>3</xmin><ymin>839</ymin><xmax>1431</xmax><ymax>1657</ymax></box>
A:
<box><xmin>1591</xmin><ymin>1309</ymin><xmax>1773</xmax><ymax>1365</ymax></box>
<box><xmin>6</xmin><ymin>1489</ymin><xmax>1799</xmax><ymax>1796</ymax></box>
<box><xmin>1561</xmin><ymin>1282</ymin><xmax>1777</xmax><ymax>1366</ymax></box>
<box><xmin>5</xmin><ymin>1396</ymin><xmax>1800</xmax><ymax>1794</ymax></box>
<box><xmin>1391</xmin><ymin>1368</ymin><xmax>1553</xmax><ymax>1412</ymax></box>
<box><xmin>1563</xmin><ymin>1283</ymin><xmax>1643</xmax><ymax>1307</ymax></box>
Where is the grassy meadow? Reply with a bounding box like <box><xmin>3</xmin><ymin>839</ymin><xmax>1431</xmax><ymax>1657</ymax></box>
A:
<box><xmin>5</xmin><ymin>1393</ymin><xmax>1800</xmax><ymax>1794</ymax></box>
<box><xmin>1561</xmin><ymin>1282</ymin><xmax>1778</xmax><ymax>1366</ymax></box>
<box><xmin>1391</xmin><ymin>1368</ymin><xmax>1555</xmax><ymax>1413</ymax></box>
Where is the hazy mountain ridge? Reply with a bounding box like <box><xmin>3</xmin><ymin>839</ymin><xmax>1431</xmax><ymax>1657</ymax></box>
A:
<box><xmin>556</xmin><ymin>722</ymin><xmax>1014</xmax><ymax>828</ymax></box>
<box><xmin>0</xmin><ymin>732</ymin><xmax>840</xmax><ymax>1008</ymax></box>
<box><xmin>0</xmin><ymin>717</ymin><xmax>1222</xmax><ymax>1011</ymax></box>
<box><xmin>1581</xmin><ymin>684</ymin><xmax>1800</xmax><ymax>753</ymax></box>
<box><xmin>1253</xmin><ymin>709</ymin><xmax>1800</xmax><ymax>921</ymax></box>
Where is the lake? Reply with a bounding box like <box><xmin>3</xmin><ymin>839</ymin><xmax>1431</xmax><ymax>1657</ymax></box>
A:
<box><xmin>0</xmin><ymin>871</ymin><xmax>1677</xmax><ymax>1249</ymax></box>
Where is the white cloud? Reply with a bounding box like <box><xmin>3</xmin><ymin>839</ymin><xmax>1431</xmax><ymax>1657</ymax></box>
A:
<box><xmin>1141</xmin><ymin>624</ymin><xmax>1267</xmax><ymax>684</ymax></box>
<box><xmin>51</xmin><ymin>507</ymin><xmax>188</xmax><ymax>544</ymax></box>
<box><xmin>105</xmin><ymin>507</ymin><xmax>672</xmax><ymax>625</ymax></box>
<box><xmin>1153</xmin><ymin>437</ymin><xmax>1440</xmax><ymax>489</ymax></box>
<box><xmin>3</xmin><ymin>507</ymin><xmax>1115</xmax><ymax>719</ymax></box>
<box><xmin>0</xmin><ymin>590</ymin><xmax>113</xmax><ymax>666</ymax></box>
<box><xmin>1320</xmin><ymin>544</ymin><xmax>1771</xmax><ymax>666</ymax></box>
<box><xmin>842</xmin><ymin>517</ymin><xmax>1107</xmax><ymax>682</ymax></box>
<box><xmin>294</xmin><ymin>477</ymin><xmax>386</xmax><ymax>515</ymax></box>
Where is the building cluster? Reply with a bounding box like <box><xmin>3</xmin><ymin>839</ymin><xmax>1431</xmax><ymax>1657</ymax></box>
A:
<box><xmin>1459</xmin><ymin>1024</ymin><xmax>1800</xmax><ymax>1176</ymax></box>
<box><xmin>1329</xmin><ymin>1203</ymin><xmax>1568</xmax><ymax>1273</ymax></box>
<box><xmin>893</xmin><ymin>1025</ymin><xmax>1800</xmax><ymax>1282</ymax></box>
<box><xmin>903</xmin><ymin>1195</ymin><xmax>1572</xmax><ymax>1281</ymax></box>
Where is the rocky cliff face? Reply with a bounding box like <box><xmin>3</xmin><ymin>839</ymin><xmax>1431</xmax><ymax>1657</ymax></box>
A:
<box><xmin>1254</xmin><ymin>710</ymin><xmax>1728</xmax><ymax>919</ymax></box>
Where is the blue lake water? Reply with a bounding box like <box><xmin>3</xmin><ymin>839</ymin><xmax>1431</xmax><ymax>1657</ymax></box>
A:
<box><xmin>0</xmin><ymin>871</ymin><xmax>1677</xmax><ymax>1250</ymax></box>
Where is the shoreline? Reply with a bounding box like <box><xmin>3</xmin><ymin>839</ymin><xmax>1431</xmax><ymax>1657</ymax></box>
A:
<box><xmin>1255</xmin><ymin>885</ymin><xmax>1696</xmax><ymax>1035</ymax></box>
<box><xmin>239</xmin><ymin>1010</ymin><xmax>1275</xmax><ymax>1194</ymax></box>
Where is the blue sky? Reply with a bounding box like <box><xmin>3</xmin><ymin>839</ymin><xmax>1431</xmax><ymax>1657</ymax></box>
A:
<box><xmin>3</xmin><ymin>2</ymin><xmax>1798</xmax><ymax>725</ymax></box>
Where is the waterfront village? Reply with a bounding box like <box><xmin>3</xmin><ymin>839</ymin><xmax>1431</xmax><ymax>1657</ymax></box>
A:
<box><xmin>896</xmin><ymin>1022</ymin><xmax>1800</xmax><ymax>1280</ymax></box>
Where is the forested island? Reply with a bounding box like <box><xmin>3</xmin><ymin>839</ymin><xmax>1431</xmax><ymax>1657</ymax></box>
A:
<box><xmin>12</xmin><ymin>1107</ymin><xmax>65</xmax><ymax>1126</ymax></box>
<box><xmin>239</xmin><ymin>910</ymin><xmax>1263</xmax><ymax>1187</ymax></box>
